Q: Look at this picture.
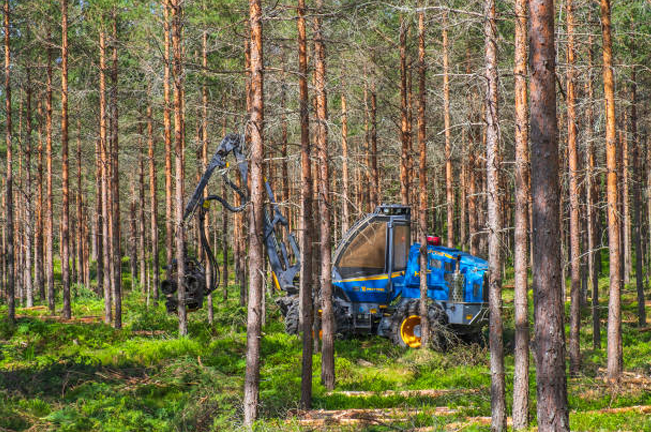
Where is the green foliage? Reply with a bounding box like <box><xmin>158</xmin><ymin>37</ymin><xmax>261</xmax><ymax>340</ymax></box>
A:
<box><xmin>2</xmin><ymin>268</ymin><xmax>651</xmax><ymax>431</ymax></box>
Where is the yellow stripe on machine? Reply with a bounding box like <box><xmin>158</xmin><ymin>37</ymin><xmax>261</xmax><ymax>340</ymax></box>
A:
<box><xmin>341</xmin><ymin>271</ymin><xmax>403</xmax><ymax>283</ymax></box>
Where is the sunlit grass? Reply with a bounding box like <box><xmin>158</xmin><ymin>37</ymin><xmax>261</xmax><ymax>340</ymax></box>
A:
<box><xmin>1</xmin><ymin>255</ymin><xmax>650</xmax><ymax>431</ymax></box>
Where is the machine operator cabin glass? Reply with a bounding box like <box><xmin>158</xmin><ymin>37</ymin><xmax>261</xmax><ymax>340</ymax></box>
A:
<box><xmin>392</xmin><ymin>224</ymin><xmax>409</xmax><ymax>271</ymax></box>
<box><xmin>337</xmin><ymin>221</ymin><xmax>387</xmax><ymax>278</ymax></box>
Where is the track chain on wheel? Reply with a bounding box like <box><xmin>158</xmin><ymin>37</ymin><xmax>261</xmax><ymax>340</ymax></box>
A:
<box><xmin>284</xmin><ymin>297</ymin><xmax>300</xmax><ymax>336</ymax></box>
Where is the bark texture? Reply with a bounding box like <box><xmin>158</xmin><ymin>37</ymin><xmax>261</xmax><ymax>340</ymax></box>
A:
<box><xmin>600</xmin><ymin>0</ymin><xmax>622</xmax><ymax>380</ymax></box>
<box><xmin>529</xmin><ymin>0</ymin><xmax>570</xmax><ymax>429</ymax></box>
<box><xmin>243</xmin><ymin>0</ymin><xmax>265</xmax><ymax>424</ymax></box>
<box><xmin>512</xmin><ymin>0</ymin><xmax>529</xmax><ymax>427</ymax></box>
<box><xmin>297</xmin><ymin>0</ymin><xmax>314</xmax><ymax>410</ymax></box>
<box><xmin>484</xmin><ymin>0</ymin><xmax>506</xmax><ymax>429</ymax></box>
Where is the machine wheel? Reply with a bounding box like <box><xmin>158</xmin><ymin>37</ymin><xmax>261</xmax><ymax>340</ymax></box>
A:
<box><xmin>284</xmin><ymin>298</ymin><xmax>300</xmax><ymax>336</ymax></box>
<box><xmin>390</xmin><ymin>300</ymin><xmax>448</xmax><ymax>349</ymax></box>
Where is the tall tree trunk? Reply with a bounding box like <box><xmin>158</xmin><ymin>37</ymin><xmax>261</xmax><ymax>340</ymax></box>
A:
<box><xmin>340</xmin><ymin>74</ymin><xmax>350</xmax><ymax>235</ymax></box>
<box><xmin>76</xmin><ymin>119</ymin><xmax>84</xmax><ymax>288</ymax></box>
<box><xmin>45</xmin><ymin>31</ymin><xmax>55</xmax><ymax>314</ymax></box>
<box><xmin>138</xmin><ymin>127</ymin><xmax>147</xmax><ymax>293</ymax></box>
<box><xmin>99</xmin><ymin>28</ymin><xmax>112</xmax><ymax>323</ymax></box>
<box><xmin>312</xmin><ymin>0</ymin><xmax>334</xmax><ymax>390</ymax></box>
<box><xmin>147</xmin><ymin>103</ymin><xmax>159</xmax><ymax>303</ymax></box>
<box><xmin>362</xmin><ymin>74</ymin><xmax>371</xmax><ymax>211</ymax></box>
<box><xmin>585</xmin><ymin>23</ymin><xmax>600</xmax><ymax>349</ymax></box>
<box><xmin>443</xmin><ymin>12</ymin><xmax>454</xmax><ymax>248</ymax></box>
<box><xmin>221</xmin><ymin>182</ymin><xmax>229</xmax><ymax>301</ymax></box>
<box><xmin>484</xmin><ymin>0</ymin><xmax>505</xmax><ymax>429</ymax></box>
<box><xmin>4</xmin><ymin>0</ymin><xmax>14</xmax><ymax>323</ymax></box>
<box><xmin>600</xmin><ymin>0</ymin><xmax>622</xmax><ymax>380</ymax></box>
<box><xmin>512</xmin><ymin>0</ymin><xmax>529</xmax><ymax>427</ymax></box>
<box><xmin>169</xmin><ymin>0</ymin><xmax>186</xmax><ymax>336</ymax></box>
<box><xmin>129</xmin><ymin>196</ymin><xmax>138</xmax><ymax>284</ymax></box>
<box><xmin>60</xmin><ymin>0</ymin><xmax>71</xmax><ymax>319</ymax></box>
<box><xmin>417</xmin><ymin>5</ymin><xmax>429</xmax><ymax>347</ymax></box>
<box><xmin>370</xmin><ymin>84</ymin><xmax>379</xmax><ymax>208</ymax></box>
<box><xmin>280</xmin><ymin>57</ymin><xmax>289</xmax><ymax>220</ymax></box>
<box><xmin>297</xmin><ymin>0</ymin><xmax>314</xmax><ymax>409</ymax></box>
<box><xmin>623</xmin><ymin>115</ymin><xmax>631</xmax><ymax>285</ymax></box>
<box><xmin>467</xmin><ymin>44</ymin><xmax>478</xmax><ymax>257</ymax></box>
<box><xmin>35</xmin><ymin>102</ymin><xmax>44</xmax><ymax>300</ymax></box>
<box><xmin>566</xmin><ymin>0</ymin><xmax>581</xmax><ymax>376</ymax></box>
<box><xmin>201</xmin><ymin>28</ymin><xmax>213</xmax><ymax>322</ymax></box>
<box><xmin>529</xmin><ymin>0</ymin><xmax>570</xmax><ymax>429</ymax></box>
<box><xmin>243</xmin><ymin>0</ymin><xmax>264</xmax><ymax>424</ymax></box>
<box><xmin>24</xmin><ymin>54</ymin><xmax>34</xmax><ymax>308</ymax></box>
<box><xmin>399</xmin><ymin>15</ymin><xmax>410</xmax><ymax>206</ymax></box>
<box><xmin>110</xmin><ymin>14</ymin><xmax>121</xmax><ymax>329</ymax></box>
<box><xmin>630</xmin><ymin>69</ymin><xmax>646</xmax><ymax>327</ymax></box>
<box><xmin>163</xmin><ymin>1</ymin><xmax>174</xmax><ymax>280</ymax></box>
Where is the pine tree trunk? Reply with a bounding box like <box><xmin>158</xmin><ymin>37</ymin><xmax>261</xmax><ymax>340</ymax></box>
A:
<box><xmin>630</xmin><ymin>70</ymin><xmax>646</xmax><ymax>327</ymax></box>
<box><xmin>99</xmin><ymin>28</ymin><xmax>112</xmax><ymax>324</ymax></box>
<box><xmin>512</xmin><ymin>0</ymin><xmax>529</xmax><ymax>427</ymax></box>
<box><xmin>45</xmin><ymin>32</ymin><xmax>55</xmax><ymax>314</ymax></box>
<box><xmin>280</xmin><ymin>58</ymin><xmax>289</xmax><ymax>223</ymax></box>
<box><xmin>138</xmin><ymin>128</ymin><xmax>147</xmax><ymax>293</ymax></box>
<box><xmin>169</xmin><ymin>0</ymin><xmax>186</xmax><ymax>336</ymax></box>
<box><xmin>243</xmin><ymin>0</ymin><xmax>265</xmax><ymax>424</ymax></box>
<box><xmin>147</xmin><ymin>104</ymin><xmax>159</xmax><ymax>303</ymax></box>
<box><xmin>340</xmin><ymin>74</ymin><xmax>350</xmax><ymax>235</ymax></box>
<box><xmin>24</xmin><ymin>56</ymin><xmax>34</xmax><ymax>308</ymax></box>
<box><xmin>60</xmin><ymin>0</ymin><xmax>71</xmax><ymax>319</ymax></box>
<box><xmin>35</xmin><ymin>102</ymin><xmax>44</xmax><ymax>300</ymax></box>
<box><xmin>370</xmin><ymin>85</ymin><xmax>379</xmax><ymax>208</ymax></box>
<box><xmin>222</xmin><ymin>182</ymin><xmax>229</xmax><ymax>301</ymax></box>
<box><xmin>399</xmin><ymin>15</ymin><xmax>410</xmax><ymax>206</ymax></box>
<box><xmin>4</xmin><ymin>0</ymin><xmax>14</xmax><ymax>323</ymax></box>
<box><xmin>484</xmin><ymin>1</ymin><xmax>506</xmax><ymax>429</ymax></box>
<box><xmin>417</xmin><ymin>5</ymin><xmax>429</xmax><ymax>348</ymax></box>
<box><xmin>585</xmin><ymin>28</ymin><xmax>600</xmax><ymax>349</ymax></box>
<box><xmin>110</xmin><ymin>14</ymin><xmax>121</xmax><ymax>329</ymax></box>
<box><xmin>623</xmin><ymin>114</ymin><xmax>631</xmax><ymax>284</ymax></box>
<box><xmin>76</xmin><ymin>119</ymin><xmax>84</xmax><ymax>288</ymax></box>
<box><xmin>312</xmin><ymin>0</ymin><xmax>334</xmax><ymax>390</ymax></box>
<box><xmin>296</xmin><ymin>0</ymin><xmax>314</xmax><ymax>410</ymax></box>
<box><xmin>163</xmin><ymin>1</ymin><xmax>174</xmax><ymax>281</ymax></box>
<box><xmin>201</xmin><ymin>29</ymin><xmax>213</xmax><ymax>322</ymax></box>
<box><xmin>467</xmin><ymin>42</ymin><xmax>478</xmax><ymax>257</ymax></box>
<box><xmin>443</xmin><ymin>13</ymin><xmax>454</xmax><ymax>248</ymax></box>
<box><xmin>362</xmin><ymin>74</ymin><xmax>371</xmax><ymax>211</ymax></box>
<box><xmin>600</xmin><ymin>0</ymin><xmax>622</xmax><ymax>380</ymax></box>
<box><xmin>566</xmin><ymin>0</ymin><xmax>581</xmax><ymax>376</ymax></box>
<box><xmin>529</xmin><ymin>0</ymin><xmax>570</xmax><ymax>429</ymax></box>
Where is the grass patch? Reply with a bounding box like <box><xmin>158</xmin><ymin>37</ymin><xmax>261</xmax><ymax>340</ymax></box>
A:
<box><xmin>1</xmin><ymin>264</ymin><xmax>650</xmax><ymax>431</ymax></box>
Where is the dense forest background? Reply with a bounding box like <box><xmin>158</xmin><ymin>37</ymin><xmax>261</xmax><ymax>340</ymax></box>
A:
<box><xmin>2</xmin><ymin>0</ymin><xmax>651</xmax><ymax>431</ymax></box>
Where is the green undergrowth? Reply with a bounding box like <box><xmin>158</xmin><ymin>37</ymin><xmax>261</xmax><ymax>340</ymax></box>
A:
<box><xmin>1</xmin><ymin>265</ymin><xmax>651</xmax><ymax>431</ymax></box>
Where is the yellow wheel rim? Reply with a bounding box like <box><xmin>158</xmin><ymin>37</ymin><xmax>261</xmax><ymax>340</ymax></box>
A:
<box><xmin>400</xmin><ymin>315</ymin><xmax>422</xmax><ymax>348</ymax></box>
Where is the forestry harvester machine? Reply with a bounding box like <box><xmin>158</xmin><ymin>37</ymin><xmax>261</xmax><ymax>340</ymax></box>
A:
<box><xmin>162</xmin><ymin>133</ymin><xmax>489</xmax><ymax>348</ymax></box>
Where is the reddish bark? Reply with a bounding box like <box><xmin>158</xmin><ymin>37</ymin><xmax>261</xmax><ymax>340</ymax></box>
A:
<box><xmin>243</xmin><ymin>0</ymin><xmax>265</xmax><ymax>424</ymax></box>
<box><xmin>529</xmin><ymin>0</ymin><xmax>570</xmax><ymax>428</ymax></box>
<box><xmin>297</xmin><ymin>0</ymin><xmax>314</xmax><ymax>410</ymax></box>
<box><xmin>600</xmin><ymin>0</ymin><xmax>622</xmax><ymax>380</ymax></box>
<box><xmin>512</xmin><ymin>0</ymin><xmax>529</xmax><ymax>427</ymax></box>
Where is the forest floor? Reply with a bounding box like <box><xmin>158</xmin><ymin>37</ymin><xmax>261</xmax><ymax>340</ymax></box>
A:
<box><xmin>1</xmin><ymin>265</ymin><xmax>651</xmax><ymax>431</ymax></box>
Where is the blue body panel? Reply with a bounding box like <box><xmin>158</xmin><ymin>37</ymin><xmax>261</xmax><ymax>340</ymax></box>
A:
<box><xmin>336</xmin><ymin>274</ymin><xmax>399</xmax><ymax>303</ymax></box>
<box><xmin>333</xmin><ymin>244</ymin><xmax>488</xmax><ymax>305</ymax></box>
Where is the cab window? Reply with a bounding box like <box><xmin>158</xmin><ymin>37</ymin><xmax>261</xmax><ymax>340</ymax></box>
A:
<box><xmin>392</xmin><ymin>224</ymin><xmax>410</xmax><ymax>271</ymax></box>
<box><xmin>336</xmin><ymin>221</ymin><xmax>387</xmax><ymax>278</ymax></box>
